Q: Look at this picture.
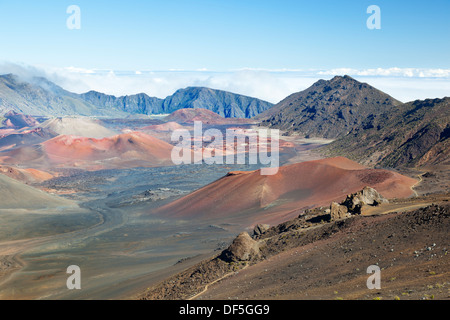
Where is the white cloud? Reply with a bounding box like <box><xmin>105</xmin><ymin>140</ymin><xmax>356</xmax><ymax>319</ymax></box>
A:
<box><xmin>0</xmin><ymin>62</ymin><xmax>449</xmax><ymax>104</ymax></box>
<box><xmin>64</xmin><ymin>66</ymin><xmax>96</xmax><ymax>74</ymax></box>
<box><xmin>358</xmin><ymin>77</ymin><xmax>450</xmax><ymax>103</ymax></box>
<box><xmin>318</xmin><ymin>67</ymin><xmax>450</xmax><ymax>78</ymax></box>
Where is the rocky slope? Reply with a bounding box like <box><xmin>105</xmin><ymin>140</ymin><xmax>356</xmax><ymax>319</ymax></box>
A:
<box><xmin>82</xmin><ymin>87</ymin><xmax>274</xmax><ymax>118</ymax></box>
<box><xmin>258</xmin><ymin>75</ymin><xmax>402</xmax><ymax>139</ymax></box>
<box><xmin>0</xmin><ymin>74</ymin><xmax>273</xmax><ymax>118</ymax></box>
<box><xmin>0</xmin><ymin>74</ymin><xmax>126</xmax><ymax>117</ymax></box>
<box><xmin>140</xmin><ymin>192</ymin><xmax>449</xmax><ymax>300</ymax></box>
<box><xmin>162</xmin><ymin>87</ymin><xmax>273</xmax><ymax>118</ymax></box>
<box><xmin>80</xmin><ymin>91</ymin><xmax>165</xmax><ymax>115</ymax></box>
<box><xmin>324</xmin><ymin>97</ymin><xmax>450</xmax><ymax>167</ymax></box>
<box><xmin>257</xmin><ymin>75</ymin><xmax>448</xmax><ymax>168</ymax></box>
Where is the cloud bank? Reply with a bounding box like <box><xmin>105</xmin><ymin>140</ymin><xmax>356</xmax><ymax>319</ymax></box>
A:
<box><xmin>0</xmin><ymin>62</ymin><xmax>449</xmax><ymax>104</ymax></box>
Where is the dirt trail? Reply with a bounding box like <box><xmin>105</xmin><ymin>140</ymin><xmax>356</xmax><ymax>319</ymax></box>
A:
<box><xmin>362</xmin><ymin>191</ymin><xmax>448</xmax><ymax>216</ymax></box>
<box><xmin>362</xmin><ymin>202</ymin><xmax>431</xmax><ymax>216</ymax></box>
<box><xmin>196</xmin><ymin>202</ymin><xmax>449</xmax><ymax>300</ymax></box>
<box><xmin>140</xmin><ymin>190</ymin><xmax>449</xmax><ymax>300</ymax></box>
<box><xmin>410</xmin><ymin>171</ymin><xmax>426</xmax><ymax>198</ymax></box>
<box><xmin>187</xmin><ymin>264</ymin><xmax>249</xmax><ymax>300</ymax></box>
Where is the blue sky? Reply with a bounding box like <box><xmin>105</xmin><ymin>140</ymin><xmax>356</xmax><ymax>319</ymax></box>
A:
<box><xmin>0</xmin><ymin>0</ymin><xmax>449</xmax><ymax>102</ymax></box>
<box><xmin>1</xmin><ymin>0</ymin><xmax>449</xmax><ymax>70</ymax></box>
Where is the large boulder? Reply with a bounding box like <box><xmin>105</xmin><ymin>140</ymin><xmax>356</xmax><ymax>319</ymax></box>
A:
<box><xmin>342</xmin><ymin>186</ymin><xmax>388</xmax><ymax>214</ymax></box>
<box><xmin>330</xmin><ymin>202</ymin><xmax>349</xmax><ymax>220</ymax></box>
<box><xmin>219</xmin><ymin>232</ymin><xmax>260</xmax><ymax>262</ymax></box>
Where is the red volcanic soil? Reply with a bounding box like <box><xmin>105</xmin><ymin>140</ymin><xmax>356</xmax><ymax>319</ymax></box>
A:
<box><xmin>2</xmin><ymin>110</ymin><xmax>40</xmax><ymax>128</ymax></box>
<box><xmin>153</xmin><ymin>157</ymin><xmax>417</xmax><ymax>225</ymax></box>
<box><xmin>0</xmin><ymin>127</ymin><xmax>57</xmax><ymax>151</ymax></box>
<box><xmin>165</xmin><ymin>108</ymin><xmax>252</xmax><ymax>125</ymax></box>
<box><xmin>41</xmin><ymin>131</ymin><xmax>174</xmax><ymax>169</ymax></box>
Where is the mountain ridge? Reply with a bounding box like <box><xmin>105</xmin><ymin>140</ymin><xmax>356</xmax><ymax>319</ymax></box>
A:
<box><xmin>257</xmin><ymin>75</ymin><xmax>449</xmax><ymax>167</ymax></box>
<box><xmin>0</xmin><ymin>74</ymin><xmax>126</xmax><ymax>117</ymax></box>
<box><xmin>323</xmin><ymin>97</ymin><xmax>450</xmax><ymax>167</ymax></box>
<box><xmin>258</xmin><ymin>75</ymin><xmax>402</xmax><ymax>139</ymax></box>
<box><xmin>0</xmin><ymin>73</ymin><xmax>273</xmax><ymax>118</ymax></box>
<box><xmin>162</xmin><ymin>86</ymin><xmax>273</xmax><ymax>118</ymax></box>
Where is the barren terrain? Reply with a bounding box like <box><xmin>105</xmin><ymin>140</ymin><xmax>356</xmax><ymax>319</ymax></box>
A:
<box><xmin>140</xmin><ymin>192</ymin><xmax>449</xmax><ymax>300</ymax></box>
<box><xmin>0</xmin><ymin>109</ymin><xmax>448</xmax><ymax>301</ymax></box>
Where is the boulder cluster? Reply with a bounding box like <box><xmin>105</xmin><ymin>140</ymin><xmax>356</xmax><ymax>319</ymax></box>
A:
<box><xmin>221</xmin><ymin>187</ymin><xmax>388</xmax><ymax>263</ymax></box>
<box><xmin>219</xmin><ymin>232</ymin><xmax>260</xmax><ymax>263</ymax></box>
<box><xmin>329</xmin><ymin>186</ymin><xmax>388</xmax><ymax>220</ymax></box>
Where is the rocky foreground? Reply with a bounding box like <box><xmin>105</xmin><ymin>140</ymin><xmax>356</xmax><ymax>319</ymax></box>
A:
<box><xmin>140</xmin><ymin>189</ymin><xmax>449</xmax><ymax>300</ymax></box>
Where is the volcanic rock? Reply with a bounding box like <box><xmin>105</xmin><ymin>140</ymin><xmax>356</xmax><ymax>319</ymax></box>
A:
<box><xmin>329</xmin><ymin>202</ymin><xmax>349</xmax><ymax>220</ymax></box>
<box><xmin>325</xmin><ymin>97</ymin><xmax>450</xmax><ymax>167</ymax></box>
<box><xmin>341</xmin><ymin>186</ymin><xmax>388</xmax><ymax>214</ymax></box>
<box><xmin>220</xmin><ymin>232</ymin><xmax>260</xmax><ymax>262</ymax></box>
<box><xmin>258</xmin><ymin>75</ymin><xmax>401</xmax><ymax>139</ymax></box>
<box><xmin>253</xmin><ymin>224</ymin><xmax>270</xmax><ymax>237</ymax></box>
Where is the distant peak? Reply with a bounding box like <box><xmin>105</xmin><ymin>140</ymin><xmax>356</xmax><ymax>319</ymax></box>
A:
<box><xmin>310</xmin><ymin>75</ymin><xmax>365</xmax><ymax>90</ymax></box>
<box><xmin>0</xmin><ymin>73</ymin><xmax>18</xmax><ymax>82</ymax></box>
<box><xmin>330</xmin><ymin>75</ymin><xmax>356</xmax><ymax>82</ymax></box>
